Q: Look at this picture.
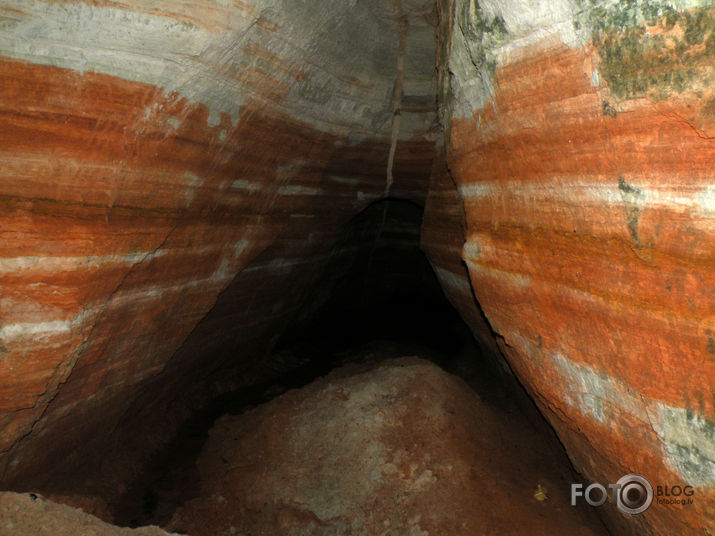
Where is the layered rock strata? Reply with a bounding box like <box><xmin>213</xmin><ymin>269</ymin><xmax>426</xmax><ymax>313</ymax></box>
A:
<box><xmin>425</xmin><ymin>1</ymin><xmax>714</xmax><ymax>534</ymax></box>
<box><xmin>0</xmin><ymin>0</ymin><xmax>438</xmax><ymax>493</ymax></box>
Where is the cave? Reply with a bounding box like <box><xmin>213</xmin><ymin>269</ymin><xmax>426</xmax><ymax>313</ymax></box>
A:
<box><xmin>0</xmin><ymin>1</ymin><xmax>712</xmax><ymax>535</ymax></box>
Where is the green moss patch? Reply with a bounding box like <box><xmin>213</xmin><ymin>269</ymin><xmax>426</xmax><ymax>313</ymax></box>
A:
<box><xmin>618</xmin><ymin>176</ymin><xmax>646</xmax><ymax>249</ymax></box>
<box><xmin>583</xmin><ymin>1</ymin><xmax>713</xmax><ymax>100</ymax></box>
<box><xmin>602</xmin><ymin>99</ymin><xmax>618</xmax><ymax>117</ymax></box>
<box><xmin>460</xmin><ymin>1</ymin><xmax>509</xmax><ymax>77</ymax></box>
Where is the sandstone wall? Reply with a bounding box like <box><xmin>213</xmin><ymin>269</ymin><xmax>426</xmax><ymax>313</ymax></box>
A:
<box><xmin>0</xmin><ymin>0</ymin><xmax>438</xmax><ymax>489</ymax></box>
<box><xmin>1</xmin><ymin>2</ymin><xmax>712</xmax><ymax>535</ymax></box>
<box><xmin>423</xmin><ymin>1</ymin><xmax>714</xmax><ymax>534</ymax></box>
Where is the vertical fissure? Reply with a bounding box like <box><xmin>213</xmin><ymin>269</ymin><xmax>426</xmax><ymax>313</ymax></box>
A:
<box><xmin>385</xmin><ymin>2</ymin><xmax>408</xmax><ymax>197</ymax></box>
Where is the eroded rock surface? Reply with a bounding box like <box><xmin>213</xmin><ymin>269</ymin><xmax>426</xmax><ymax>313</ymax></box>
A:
<box><xmin>424</xmin><ymin>1</ymin><xmax>714</xmax><ymax>535</ymax></box>
<box><xmin>169</xmin><ymin>358</ymin><xmax>605</xmax><ymax>536</ymax></box>
<box><xmin>0</xmin><ymin>1</ymin><xmax>712</xmax><ymax>535</ymax></box>
<box><xmin>0</xmin><ymin>492</ymin><xmax>175</xmax><ymax>536</ymax></box>
<box><xmin>0</xmin><ymin>0</ymin><xmax>438</xmax><ymax>497</ymax></box>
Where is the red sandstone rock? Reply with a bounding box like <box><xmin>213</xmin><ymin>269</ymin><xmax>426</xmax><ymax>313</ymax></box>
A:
<box><xmin>0</xmin><ymin>1</ymin><xmax>712</xmax><ymax>535</ymax></box>
<box><xmin>427</xmin><ymin>3</ymin><xmax>715</xmax><ymax>535</ymax></box>
<box><xmin>0</xmin><ymin>0</ymin><xmax>437</xmax><ymax>494</ymax></box>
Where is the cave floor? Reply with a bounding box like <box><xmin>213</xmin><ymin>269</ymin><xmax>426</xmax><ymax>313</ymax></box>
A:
<box><xmin>106</xmin><ymin>335</ymin><xmax>609</xmax><ymax>536</ymax></box>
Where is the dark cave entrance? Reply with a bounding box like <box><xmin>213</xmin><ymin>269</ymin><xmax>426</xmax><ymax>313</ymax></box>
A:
<box><xmin>87</xmin><ymin>196</ymin><xmax>606</xmax><ymax>535</ymax></box>
<box><xmin>273</xmin><ymin>197</ymin><xmax>507</xmax><ymax>391</ymax></box>
<box><xmin>111</xmin><ymin>197</ymin><xmax>515</xmax><ymax>527</ymax></box>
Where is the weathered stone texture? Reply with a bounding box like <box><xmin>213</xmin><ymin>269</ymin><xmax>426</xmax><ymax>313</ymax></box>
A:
<box><xmin>0</xmin><ymin>492</ymin><xmax>176</xmax><ymax>536</ymax></box>
<box><xmin>169</xmin><ymin>358</ymin><xmax>605</xmax><ymax>536</ymax></box>
<box><xmin>0</xmin><ymin>1</ymin><xmax>712</xmax><ymax>535</ymax></box>
<box><xmin>0</xmin><ymin>0</ymin><xmax>438</xmax><ymax>491</ymax></box>
<box><xmin>425</xmin><ymin>1</ymin><xmax>714</xmax><ymax>534</ymax></box>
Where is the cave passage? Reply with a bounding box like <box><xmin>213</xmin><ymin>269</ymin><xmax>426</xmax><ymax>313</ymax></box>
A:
<box><xmin>112</xmin><ymin>198</ymin><xmax>504</xmax><ymax>526</ymax></box>
<box><xmin>105</xmin><ymin>198</ymin><xmax>599</xmax><ymax>533</ymax></box>
<box><xmin>272</xmin><ymin>198</ymin><xmax>508</xmax><ymax>392</ymax></box>
<box><xmin>2</xmin><ymin>0</ymin><xmax>710</xmax><ymax>534</ymax></box>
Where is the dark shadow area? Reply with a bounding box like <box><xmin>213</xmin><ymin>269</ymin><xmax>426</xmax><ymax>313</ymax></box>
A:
<box><xmin>112</xmin><ymin>198</ymin><xmax>510</xmax><ymax>527</ymax></box>
<box><xmin>111</xmin><ymin>198</ymin><xmax>606</xmax><ymax>533</ymax></box>
<box><xmin>272</xmin><ymin>197</ymin><xmax>509</xmax><ymax>399</ymax></box>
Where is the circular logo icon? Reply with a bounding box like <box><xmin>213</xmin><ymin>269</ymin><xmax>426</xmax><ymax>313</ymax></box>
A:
<box><xmin>615</xmin><ymin>474</ymin><xmax>653</xmax><ymax>515</ymax></box>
